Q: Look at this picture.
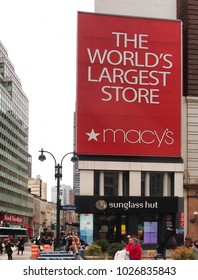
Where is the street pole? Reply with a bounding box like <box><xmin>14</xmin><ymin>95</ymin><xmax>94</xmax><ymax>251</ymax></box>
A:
<box><xmin>38</xmin><ymin>149</ymin><xmax>78</xmax><ymax>251</ymax></box>
<box><xmin>55</xmin><ymin>164</ymin><xmax>61</xmax><ymax>250</ymax></box>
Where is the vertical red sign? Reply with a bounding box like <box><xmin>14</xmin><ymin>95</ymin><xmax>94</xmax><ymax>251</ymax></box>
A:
<box><xmin>180</xmin><ymin>211</ymin><xmax>184</xmax><ymax>227</ymax></box>
<box><xmin>76</xmin><ymin>12</ymin><xmax>182</xmax><ymax>157</ymax></box>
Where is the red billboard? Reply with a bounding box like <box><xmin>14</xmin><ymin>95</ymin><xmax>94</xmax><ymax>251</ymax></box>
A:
<box><xmin>76</xmin><ymin>12</ymin><xmax>182</xmax><ymax>157</ymax></box>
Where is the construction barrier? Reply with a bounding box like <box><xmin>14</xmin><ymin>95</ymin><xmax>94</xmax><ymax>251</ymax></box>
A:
<box><xmin>43</xmin><ymin>244</ymin><xmax>52</xmax><ymax>252</ymax></box>
<box><xmin>31</xmin><ymin>245</ymin><xmax>39</xmax><ymax>259</ymax></box>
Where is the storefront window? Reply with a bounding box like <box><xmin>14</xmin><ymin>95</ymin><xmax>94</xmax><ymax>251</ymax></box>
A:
<box><xmin>138</xmin><ymin>214</ymin><xmax>159</xmax><ymax>244</ymax></box>
<box><xmin>143</xmin><ymin>221</ymin><xmax>158</xmax><ymax>243</ymax></box>
<box><xmin>98</xmin><ymin>215</ymin><xmax>117</xmax><ymax>242</ymax></box>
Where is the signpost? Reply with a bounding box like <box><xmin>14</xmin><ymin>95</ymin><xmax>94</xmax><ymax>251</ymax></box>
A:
<box><xmin>60</xmin><ymin>205</ymin><xmax>77</xmax><ymax>211</ymax></box>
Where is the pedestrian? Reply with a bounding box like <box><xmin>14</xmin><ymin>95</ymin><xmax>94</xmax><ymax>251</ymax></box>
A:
<box><xmin>35</xmin><ymin>237</ymin><xmax>41</xmax><ymax>245</ymax></box>
<box><xmin>17</xmin><ymin>237</ymin><xmax>25</xmax><ymax>255</ymax></box>
<box><xmin>5</xmin><ymin>240</ymin><xmax>14</xmax><ymax>260</ymax></box>
<box><xmin>62</xmin><ymin>235</ymin><xmax>67</xmax><ymax>251</ymax></box>
<box><xmin>114</xmin><ymin>246</ymin><xmax>130</xmax><ymax>260</ymax></box>
<box><xmin>154</xmin><ymin>237</ymin><xmax>167</xmax><ymax>259</ymax></box>
<box><xmin>192</xmin><ymin>240</ymin><xmax>198</xmax><ymax>260</ymax></box>
<box><xmin>166</xmin><ymin>234</ymin><xmax>177</xmax><ymax>250</ymax></box>
<box><xmin>66</xmin><ymin>235</ymin><xmax>72</xmax><ymax>251</ymax></box>
<box><xmin>68</xmin><ymin>235</ymin><xmax>81</xmax><ymax>258</ymax></box>
<box><xmin>185</xmin><ymin>234</ymin><xmax>193</xmax><ymax>248</ymax></box>
<box><xmin>126</xmin><ymin>236</ymin><xmax>142</xmax><ymax>260</ymax></box>
<box><xmin>41</xmin><ymin>236</ymin><xmax>47</xmax><ymax>244</ymax></box>
<box><xmin>125</xmin><ymin>236</ymin><xmax>133</xmax><ymax>252</ymax></box>
<box><xmin>0</xmin><ymin>239</ymin><xmax>3</xmax><ymax>254</ymax></box>
<box><xmin>46</xmin><ymin>236</ymin><xmax>52</xmax><ymax>246</ymax></box>
<box><xmin>157</xmin><ymin>237</ymin><xmax>166</xmax><ymax>254</ymax></box>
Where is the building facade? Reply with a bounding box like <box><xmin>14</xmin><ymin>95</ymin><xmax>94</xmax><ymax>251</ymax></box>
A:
<box><xmin>51</xmin><ymin>184</ymin><xmax>74</xmax><ymax>206</ymax></box>
<box><xmin>32</xmin><ymin>196</ymin><xmax>56</xmax><ymax>238</ymax></box>
<box><xmin>28</xmin><ymin>175</ymin><xmax>47</xmax><ymax>200</ymax></box>
<box><xmin>177</xmin><ymin>0</ymin><xmax>198</xmax><ymax>239</ymax></box>
<box><xmin>75</xmin><ymin>0</ymin><xmax>186</xmax><ymax>247</ymax></box>
<box><xmin>0</xmin><ymin>41</ymin><xmax>33</xmax><ymax>235</ymax></box>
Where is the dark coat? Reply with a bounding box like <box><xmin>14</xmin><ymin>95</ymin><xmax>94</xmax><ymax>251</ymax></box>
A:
<box><xmin>18</xmin><ymin>238</ymin><xmax>25</xmax><ymax>251</ymax></box>
<box><xmin>157</xmin><ymin>239</ymin><xmax>166</xmax><ymax>254</ymax></box>
<box><xmin>5</xmin><ymin>242</ymin><xmax>13</xmax><ymax>254</ymax></box>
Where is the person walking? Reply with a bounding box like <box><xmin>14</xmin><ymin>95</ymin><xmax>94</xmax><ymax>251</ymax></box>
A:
<box><xmin>0</xmin><ymin>240</ymin><xmax>3</xmax><ymax>254</ymax></box>
<box><xmin>154</xmin><ymin>237</ymin><xmax>167</xmax><ymax>259</ymax></box>
<box><xmin>192</xmin><ymin>239</ymin><xmax>198</xmax><ymax>260</ymax></box>
<box><xmin>126</xmin><ymin>236</ymin><xmax>142</xmax><ymax>260</ymax></box>
<box><xmin>185</xmin><ymin>234</ymin><xmax>193</xmax><ymax>248</ymax></box>
<box><xmin>5</xmin><ymin>240</ymin><xmax>14</xmax><ymax>260</ymax></box>
<box><xmin>46</xmin><ymin>236</ymin><xmax>52</xmax><ymax>246</ymax></box>
<box><xmin>125</xmin><ymin>236</ymin><xmax>133</xmax><ymax>252</ymax></box>
<box><xmin>62</xmin><ymin>235</ymin><xmax>67</xmax><ymax>251</ymax></box>
<box><xmin>17</xmin><ymin>237</ymin><xmax>25</xmax><ymax>255</ymax></box>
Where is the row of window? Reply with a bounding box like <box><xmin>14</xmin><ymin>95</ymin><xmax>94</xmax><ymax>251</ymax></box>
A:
<box><xmin>0</xmin><ymin>151</ymin><xmax>28</xmax><ymax>178</ymax></box>
<box><xmin>94</xmin><ymin>171</ymin><xmax>174</xmax><ymax>196</ymax></box>
<box><xmin>0</xmin><ymin>107</ymin><xmax>28</xmax><ymax>142</ymax></box>
<box><xmin>0</xmin><ymin>174</ymin><xmax>28</xmax><ymax>192</ymax></box>
<box><xmin>0</xmin><ymin>130</ymin><xmax>27</xmax><ymax>160</ymax></box>
<box><xmin>0</xmin><ymin>198</ymin><xmax>33</xmax><ymax>215</ymax></box>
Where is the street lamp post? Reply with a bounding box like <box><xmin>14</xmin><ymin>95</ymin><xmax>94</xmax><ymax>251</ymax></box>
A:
<box><xmin>38</xmin><ymin>148</ymin><xmax>78</xmax><ymax>250</ymax></box>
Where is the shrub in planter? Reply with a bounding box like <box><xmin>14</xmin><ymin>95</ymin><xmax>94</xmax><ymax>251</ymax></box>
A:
<box><xmin>95</xmin><ymin>239</ymin><xmax>110</xmax><ymax>252</ymax></box>
<box><xmin>107</xmin><ymin>242</ymin><xmax>124</xmax><ymax>258</ymax></box>
<box><xmin>85</xmin><ymin>244</ymin><xmax>103</xmax><ymax>256</ymax></box>
<box><xmin>171</xmin><ymin>246</ymin><xmax>195</xmax><ymax>260</ymax></box>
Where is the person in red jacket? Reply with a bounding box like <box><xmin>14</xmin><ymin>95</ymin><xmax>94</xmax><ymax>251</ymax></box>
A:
<box><xmin>126</xmin><ymin>236</ymin><xmax>142</xmax><ymax>260</ymax></box>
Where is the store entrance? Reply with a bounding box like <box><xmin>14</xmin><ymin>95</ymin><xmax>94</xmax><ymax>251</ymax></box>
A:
<box><xmin>94</xmin><ymin>214</ymin><xmax>127</xmax><ymax>243</ymax></box>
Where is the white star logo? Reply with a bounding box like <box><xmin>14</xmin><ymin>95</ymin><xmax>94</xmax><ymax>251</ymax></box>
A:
<box><xmin>85</xmin><ymin>129</ymin><xmax>100</xmax><ymax>141</ymax></box>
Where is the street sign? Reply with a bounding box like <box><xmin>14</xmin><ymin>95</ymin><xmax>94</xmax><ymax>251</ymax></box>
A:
<box><xmin>60</xmin><ymin>205</ymin><xmax>76</xmax><ymax>211</ymax></box>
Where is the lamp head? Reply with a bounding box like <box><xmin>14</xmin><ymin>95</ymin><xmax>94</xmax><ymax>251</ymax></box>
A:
<box><xmin>38</xmin><ymin>149</ymin><xmax>46</xmax><ymax>162</ymax></box>
<box><xmin>71</xmin><ymin>153</ymin><xmax>79</xmax><ymax>164</ymax></box>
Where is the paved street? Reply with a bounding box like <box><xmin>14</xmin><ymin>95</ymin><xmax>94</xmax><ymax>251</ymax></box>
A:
<box><xmin>0</xmin><ymin>241</ymin><xmax>33</xmax><ymax>260</ymax></box>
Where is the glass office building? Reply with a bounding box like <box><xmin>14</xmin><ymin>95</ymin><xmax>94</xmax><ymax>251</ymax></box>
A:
<box><xmin>0</xmin><ymin>41</ymin><xmax>33</xmax><ymax>235</ymax></box>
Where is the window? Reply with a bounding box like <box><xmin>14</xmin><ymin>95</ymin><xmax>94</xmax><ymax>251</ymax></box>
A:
<box><xmin>104</xmin><ymin>172</ymin><xmax>118</xmax><ymax>196</ymax></box>
<box><xmin>167</xmin><ymin>172</ymin><xmax>174</xmax><ymax>196</ymax></box>
<box><xmin>94</xmin><ymin>171</ymin><xmax>128</xmax><ymax>196</ymax></box>
<box><xmin>141</xmin><ymin>172</ymin><xmax>145</xmax><ymax>196</ymax></box>
<box><xmin>143</xmin><ymin>221</ymin><xmax>158</xmax><ymax>243</ymax></box>
<box><xmin>150</xmin><ymin>172</ymin><xmax>163</xmax><ymax>196</ymax></box>
<box><xmin>123</xmin><ymin>172</ymin><xmax>129</xmax><ymax>196</ymax></box>
<box><xmin>94</xmin><ymin>171</ymin><xmax>99</xmax><ymax>195</ymax></box>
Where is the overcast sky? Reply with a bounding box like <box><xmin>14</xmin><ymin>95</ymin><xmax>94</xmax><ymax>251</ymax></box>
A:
<box><xmin>1</xmin><ymin>0</ymin><xmax>94</xmax><ymax>200</ymax></box>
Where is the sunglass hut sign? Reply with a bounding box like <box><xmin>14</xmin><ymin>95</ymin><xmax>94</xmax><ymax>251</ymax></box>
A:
<box><xmin>95</xmin><ymin>200</ymin><xmax>158</xmax><ymax>211</ymax></box>
<box><xmin>77</xmin><ymin>13</ymin><xmax>181</xmax><ymax>157</ymax></box>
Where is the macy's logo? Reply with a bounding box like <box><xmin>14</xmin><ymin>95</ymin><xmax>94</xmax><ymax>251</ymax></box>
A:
<box><xmin>85</xmin><ymin>128</ymin><xmax>174</xmax><ymax>148</ymax></box>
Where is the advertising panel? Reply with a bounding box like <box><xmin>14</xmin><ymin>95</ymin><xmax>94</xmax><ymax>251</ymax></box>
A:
<box><xmin>77</xmin><ymin>12</ymin><xmax>182</xmax><ymax>157</ymax></box>
<box><xmin>79</xmin><ymin>213</ymin><xmax>93</xmax><ymax>245</ymax></box>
